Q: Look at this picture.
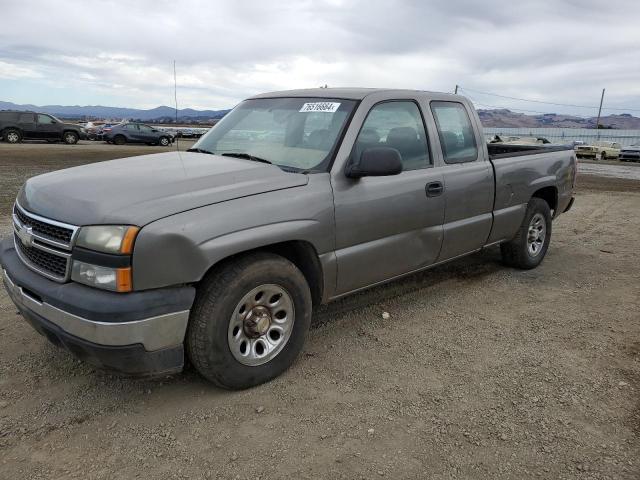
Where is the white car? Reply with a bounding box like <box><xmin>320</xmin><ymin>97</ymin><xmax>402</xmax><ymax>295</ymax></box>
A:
<box><xmin>575</xmin><ymin>141</ymin><xmax>621</xmax><ymax>160</ymax></box>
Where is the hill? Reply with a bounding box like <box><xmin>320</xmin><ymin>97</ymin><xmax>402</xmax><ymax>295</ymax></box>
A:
<box><xmin>0</xmin><ymin>101</ymin><xmax>230</xmax><ymax>122</ymax></box>
<box><xmin>2</xmin><ymin>99</ymin><xmax>640</xmax><ymax>129</ymax></box>
<box><xmin>477</xmin><ymin>109</ymin><xmax>640</xmax><ymax>129</ymax></box>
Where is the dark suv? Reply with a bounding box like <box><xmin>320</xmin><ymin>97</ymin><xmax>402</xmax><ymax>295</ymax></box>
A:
<box><xmin>104</xmin><ymin>123</ymin><xmax>174</xmax><ymax>146</ymax></box>
<box><xmin>0</xmin><ymin>111</ymin><xmax>85</xmax><ymax>144</ymax></box>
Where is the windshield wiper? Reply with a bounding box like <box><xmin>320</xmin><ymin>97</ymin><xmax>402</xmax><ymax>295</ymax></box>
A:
<box><xmin>221</xmin><ymin>152</ymin><xmax>273</xmax><ymax>165</ymax></box>
<box><xmin>187</xmin><ymin>147</ymin><xmax>215</xmax><ymax>155</ymax></box>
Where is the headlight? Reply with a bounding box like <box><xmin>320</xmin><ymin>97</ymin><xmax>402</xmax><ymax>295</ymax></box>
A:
<box><xmin>71</xmin><ymin>261</ymin><xmax>132</xmax><ymax>292</ymax></box>
<box><xmin>76</xmin><ymin>225</ymin><xmax>139</xmax><ymax>254</ymax></box>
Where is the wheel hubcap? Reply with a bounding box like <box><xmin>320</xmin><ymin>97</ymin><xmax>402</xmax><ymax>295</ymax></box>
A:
<box><xmin>227</xmin><ymin>284</ymin><xmax>295</xmax><ymax>366</ymax></box>
<box><xmin>527</xmin><ymin>213</ymin><xmax>546</xmax><ymax>257</ymax></box>
<box><xmin>8</xmin><ymin>133</ymin><xmax>18</xmax><ymax>142</ymax></box>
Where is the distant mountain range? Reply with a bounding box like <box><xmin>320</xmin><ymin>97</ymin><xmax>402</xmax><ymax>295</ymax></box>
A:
<box><xmin>2</xmin><ymin>100</ymin><xmax>640</xmax><ymax>129</ymax></box>
<box><xmin>0</xmin><ymin>101</ymin><xmax>230</xmax><ymax>122</ymax></box>
<box><xmin>478</xmin><ymin>109</ymin><xmax>640</xmax><ymax>129</ymax></box>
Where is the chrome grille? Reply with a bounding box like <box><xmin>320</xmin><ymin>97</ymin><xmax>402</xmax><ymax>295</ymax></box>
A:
<box><xmin>13</xmin><ymin>204</ymin><xmax>74</xmax><ymax>246</ymax></box>
<box><xmin>12</xmin><ymin>202</ymin><xmax>78</xmax><ymax>282</ymax></box>
<box><xmin>14</xmin><ymin>233</ymin><xmax>69</xmax><ymax>279</ymax></box>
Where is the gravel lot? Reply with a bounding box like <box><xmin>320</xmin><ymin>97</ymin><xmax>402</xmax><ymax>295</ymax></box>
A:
<box><xmin>0</xmin><ymin>142</ymin><xmax>639</xmax><ymax>479</ymax></box>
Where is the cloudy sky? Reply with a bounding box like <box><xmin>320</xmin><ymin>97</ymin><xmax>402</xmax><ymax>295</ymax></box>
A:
<box><xmin>1</xmin><ymin>0</ymin><xmax>639</xmax><ymax>116</ymax></box>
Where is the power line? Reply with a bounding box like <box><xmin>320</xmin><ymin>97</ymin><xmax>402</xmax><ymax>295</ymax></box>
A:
<box><xmin>459</xmin><ymin>86</ymin><xmax>640</xmax><ymax>113</ymax></box>
<box><xmin>466</xmin><ymin>96</ymin><xmax>581</xmax><ymax>116</ymax></box>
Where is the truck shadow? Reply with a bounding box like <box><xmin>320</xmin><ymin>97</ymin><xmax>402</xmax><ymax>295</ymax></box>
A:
<box><xmin>311</xmin><ymin>246</ymin><xmax>505</xmax><ymax>328</ymax></box>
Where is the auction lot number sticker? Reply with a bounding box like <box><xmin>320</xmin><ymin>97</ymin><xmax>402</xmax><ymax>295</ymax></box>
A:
<box><xmin>299</xmin><ymin>102</ymin><xmax>341</xmax><ymax>113</ymax></box>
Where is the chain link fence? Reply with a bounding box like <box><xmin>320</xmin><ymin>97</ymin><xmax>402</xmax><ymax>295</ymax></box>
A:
<box><xmin>483</xmin><ymin>127</ymin><xmax>640</xmax><ymax>147</ymax></box>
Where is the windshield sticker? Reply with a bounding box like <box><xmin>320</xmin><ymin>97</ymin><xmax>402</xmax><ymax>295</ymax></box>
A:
<box><xmin>299</xmin><ymin>102</ymin><xmax>341</xmax><ymax>113</ymax></box>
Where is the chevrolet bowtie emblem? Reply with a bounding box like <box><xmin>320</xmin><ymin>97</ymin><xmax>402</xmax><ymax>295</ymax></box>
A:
<box><xmin>16</xmin><ymin>225</ymin><xmax>34</xmax><ymax>248</ymax></box>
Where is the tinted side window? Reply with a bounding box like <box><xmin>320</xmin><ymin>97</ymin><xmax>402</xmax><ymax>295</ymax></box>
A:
<box><xmin>139</xmin><ymin>125</ymin><xmax>153</xmax><ymax>132</ymax></box>
<box><xmin>355</xmin><ymin>101</ymin><xmax>430</xmax><ymax>171</ymax></box>
<box><xmin>125</xmin><ymin>124</ymin><xmax>138</xmax><ymax>131</ymax></box>
<box><xmin>430</xmin><ymin>102</ymin><xmax>478</xmax><ymax>164</ymax></box>
<box><xmin>18</xmin><ymin>113</ymin><xmax>34</xmax><ymax>123</ymax></box>
<box><xmin>37</xmin><ymin>114</ymin><xmax>54</xmax><ymax>124</ymax></box>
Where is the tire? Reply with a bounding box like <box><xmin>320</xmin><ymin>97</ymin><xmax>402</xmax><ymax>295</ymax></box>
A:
<box><xmin>63</xmin><ymin>131</ymin><xmax>79</xmax><ymax>145</ymax></box>
<box><xmin>600</xmin><ymin>151</ymin><xmax>606</xmax><ymax>160</ymax></box>
<box><xmin>501</xmin><ymin>198</ymin><xmax>552</xmax><ymax>270</ymax></box>
<box><xmin>113</xmin><ymin>135</ymin><xmax>126</xmax><ymax>145</ymax></box>
<box><xmin>187</xmin><ymin>252</ymin><xmax>312</xmax><ymax>389</ymax></box>
<box><xmin>4</xmin><ymin>129</ymin><xmax>21</xmax><ymax>144</ymax></box>
<box><xmin>159</xmin><ymin>136</ymin><xmax>170</xmax><ymax>147</ymax></box>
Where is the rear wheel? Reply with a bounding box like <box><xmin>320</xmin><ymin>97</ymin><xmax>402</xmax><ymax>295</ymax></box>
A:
<box><xmin>501</xmin><ymin>198</ymin><xmax>552</xmax><ymax>269</ymax></box>
<box><xmin>186</xmin><ymin>252</ymin><xmax>312</xmax><ymax>389</ymax></box>
<box><xmin>4</xmin><ymin>129</ymin><xmax>21</xmax><ymax>144</ymax></box>
<box><xmin>63</xmin><ymin>131</ymin><xmax>79</xmax><ymax>144</ymax></box>
<box><xmin>113</xmin><ymin>135</ymin><xmax>126</xmax><ymax>145</ymax></box>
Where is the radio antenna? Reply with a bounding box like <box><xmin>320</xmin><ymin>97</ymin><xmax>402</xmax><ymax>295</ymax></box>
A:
<box><xmin>173</xmin><ymin>60</ymin><xmax>179</xmax><ymax>150</ymax></box>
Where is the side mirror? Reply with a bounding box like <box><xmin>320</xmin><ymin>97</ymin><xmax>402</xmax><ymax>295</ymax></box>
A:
<box><xmin>345</xmin><ymin>147</ymin><xmax>403</xmax><ymax>178</ymax></box>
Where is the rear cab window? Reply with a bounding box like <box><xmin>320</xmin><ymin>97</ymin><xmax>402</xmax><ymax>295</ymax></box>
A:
<box><xmin>430</xmin><ymin>101</ymin><xmax>478</xmax><ymax>163</ymax></box>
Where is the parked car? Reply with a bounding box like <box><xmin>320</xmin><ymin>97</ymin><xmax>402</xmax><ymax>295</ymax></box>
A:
<box><xmin>575</xmin><ymin>141</ymin><xmax>621</xmax><ymax>160</ymax></box>
<box><xmin>0</xmin><ymin>111</ymin><xmax>86</xmax><ymax>144</ymax></box>
<box><xmin>0</xmin><ymin>89</ymin><xmax>576</xmax><ymax>389</ymax></box>
<box><xmin>104</xmin><ymin>123</ymin><xmax>174</xmax><ymax>146</ymax></box>
<box><xmin>619</xmin><ymin>144</ymin><xmax>640</xmax><ymax>162</ymax></box>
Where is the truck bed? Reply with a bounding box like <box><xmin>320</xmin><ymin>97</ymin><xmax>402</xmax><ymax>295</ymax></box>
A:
<box><xmin>485</xmin><ymin>146</ymin><xmax>576</xmax><ymax>245</ymax></box>
<box><xmin>488</xmin><ymin>143</ymin><xmax>572</xmax><ymax>160</ymax></box>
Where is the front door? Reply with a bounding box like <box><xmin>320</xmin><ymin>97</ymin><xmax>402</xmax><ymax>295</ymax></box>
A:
<box><xmin>138</xmin><ymin>124</ymin><xmax>157</xmax><ymax>143</ymax></box>
<box><xmin>332</xmin><ymin>100</ymin><xmax>445</xmax><ymax>295</ymax></box>
<box><xmin>36</xmin><ymin>114</ymin><xmax>60</xmax><ymax>140</ymax></box>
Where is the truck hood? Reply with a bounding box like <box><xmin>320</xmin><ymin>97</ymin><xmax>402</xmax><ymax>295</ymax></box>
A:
<box><xmin>17</xmin><ymin>151</ymin><xmax>309</xmax><ymax>226</ymax></box>
<box><xmin>621</xmin><ymin>146</ymin><xmax>640</xmax><ymax>152</ymax></box>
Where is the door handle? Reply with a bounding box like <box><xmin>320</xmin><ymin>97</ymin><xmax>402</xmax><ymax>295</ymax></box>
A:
<box><xmin>425</xmin><ymin>181</ymin><xmax>444</xmax><ymax>197</ymax></box>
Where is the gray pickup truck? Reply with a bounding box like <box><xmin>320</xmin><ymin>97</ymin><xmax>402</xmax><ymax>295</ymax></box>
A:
<box><xmin>0</xmin><ymin>89</ymin><xmax>576</xmax><ymax>389</ymax></box>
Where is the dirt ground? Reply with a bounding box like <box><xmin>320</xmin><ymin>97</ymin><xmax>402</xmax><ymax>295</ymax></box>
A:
<box><xmin>0</xmin><ymin>142</ymin><xmax>639</xmax><ymax>479</ymax></box>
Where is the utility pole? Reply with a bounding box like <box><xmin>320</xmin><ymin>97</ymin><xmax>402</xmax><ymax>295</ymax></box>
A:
<box><xmin>595</xmin><ymin>88</ymin><xmax>605</xmax><ymax>139</ymax></box>
<box><xmin>454</xmin><ymin>84</ymin><xmax>459</xmax><ymax>94</ymax></box>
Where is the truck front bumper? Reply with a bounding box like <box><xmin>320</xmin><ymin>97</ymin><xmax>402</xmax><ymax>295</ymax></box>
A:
<box><xmin>0</xmin><ymin>237</ymin><xmax>195</xmax><ymax>376</ymax></box>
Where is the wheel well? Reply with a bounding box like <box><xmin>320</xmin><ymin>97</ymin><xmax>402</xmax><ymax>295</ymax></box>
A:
<box><xmin>532</xmin><ymin>186</ymin><xmax>558</xmax><ymax>214</ymax></box>
<box><xmin>203</xmin><ymin>241</ymin><xmax>324</xmax><ymax>306</ymax></box>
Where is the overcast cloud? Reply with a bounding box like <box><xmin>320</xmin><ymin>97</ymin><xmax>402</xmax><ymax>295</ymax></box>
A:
<box><xmin>1</xmin><ymin>0</ymin><xmax>639</xmax><ymax>115</ymax></box>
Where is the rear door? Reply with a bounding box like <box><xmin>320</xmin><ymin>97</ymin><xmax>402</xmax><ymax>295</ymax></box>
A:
<box><xmin>332</xmin><ymin>99</ymin><xmax>445</xmax><ymax>295</ymax></box>
<box><xmin>36</xmin><ymin>114</ymin><xmax>60</xmax><ymax>140</ymax></box>
<box><xmin>17</xmin><ymin>113</ymin><xmax>37</xmax><ymax>138</ymax></box>
<box><xmin>429</xmin><ymin>101</ymin><xmax>494</xmax><ymax>260</ymax></box>
<box><xmin>124</xmin><ymin>124</ymin><xmax>141</xmax><ymax>142</ymax></box>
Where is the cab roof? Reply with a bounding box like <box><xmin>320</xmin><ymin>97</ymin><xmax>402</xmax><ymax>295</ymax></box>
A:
<box><xmin>249</xmin><ymin>87</ymin><xmax>448</xmax><ymax>101</ymax></box>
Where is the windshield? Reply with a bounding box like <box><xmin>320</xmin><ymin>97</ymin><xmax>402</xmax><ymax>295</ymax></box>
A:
<box><xmin>191</xmin><ymin>97</ymin><xmax>357</xmax><ymax>171</ymax></box>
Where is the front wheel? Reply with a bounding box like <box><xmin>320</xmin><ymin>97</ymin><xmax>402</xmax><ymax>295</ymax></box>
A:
<box><xmin>186</xmin><ymin>252</ymin><xmax>312</xmax><ymax>389</ymax></box>
<box><xmin>501</xmin><ymin>198</ymin><xmax>552</xmax><ymax>269</ymax></box>
<box><xmin>63</xmin><ymin>131</ymin><xmax>79</xmax><ymax>144</ymax></box>
<box><xmin>600</xmin><ymin>151</ymin><xmax>607</xmax><ymax>160</ymax></box>
<box><xmin>159</xmin><ymin>136</ymin><xmax>170</xmax><ymax>147</ymax></box>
